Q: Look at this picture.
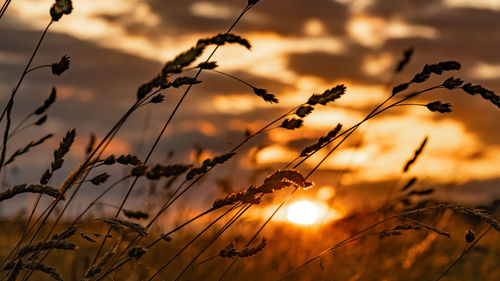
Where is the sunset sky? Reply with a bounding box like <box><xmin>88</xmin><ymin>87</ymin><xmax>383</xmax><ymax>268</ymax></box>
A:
<box><xmin>1</xmin><ymin>0</ymin><xmax>500</xmax><ymax>214</ymax></box>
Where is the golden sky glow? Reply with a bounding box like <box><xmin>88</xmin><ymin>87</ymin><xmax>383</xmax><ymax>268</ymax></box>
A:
<box><xmin>287</xmin><ymin>200</ymin><xmax>321</xmax><ymax>225</ymax></box>
<box><xmin>2</xmin><ymin>0</ymin><xmax>500</xmax><ymax>208</ymax></box>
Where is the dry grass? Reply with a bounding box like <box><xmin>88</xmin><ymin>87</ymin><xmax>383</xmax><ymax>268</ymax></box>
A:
<box><xmin>0</xmin><ymin>0</ymin><xmax>499</xmax><ymax>281</ymax></box>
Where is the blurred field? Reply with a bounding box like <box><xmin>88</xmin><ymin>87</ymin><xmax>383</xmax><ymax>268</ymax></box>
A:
<box><xmin>1</xmin><ymin>202</ymin><xmax>498</xmax><ymax>281</ymax></box>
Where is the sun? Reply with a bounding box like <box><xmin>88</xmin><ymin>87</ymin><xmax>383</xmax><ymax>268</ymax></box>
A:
<box><xmin>286</xmin><ymin>200</ymin><xmax>320</xmax><ymax>225</ymax></box>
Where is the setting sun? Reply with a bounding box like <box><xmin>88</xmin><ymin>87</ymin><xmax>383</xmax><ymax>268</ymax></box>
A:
<box><xmin>287</xmin><ymin>200</ymin><xmax>321</xmax><ymax>225</ymax></box>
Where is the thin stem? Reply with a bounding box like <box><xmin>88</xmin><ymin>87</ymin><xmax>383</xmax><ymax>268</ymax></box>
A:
<box><xmin>276</xmin><ymin>212</ymin><xmax>416</xmax><ymax>280</ymax></box>
<box><xmin>90</xmin><ymin>2</ymin><xmax>257</xmax><ymax>266</ymax></box>
<box><xmin>148</xmin><ymin>204</ymin><xmax>245</xmax><ymax>281</ymax></box>
<box><xmin>0</xmin><ymin>97</ymin><xmax>13</xmax><ymax>172</ymax></box>
<box><xmin>217</xmin><ymin>190</ymin><xmax>297</xmax><ymax>281</ymax></box>
<box><xmin>97</xmin><ymin>206</ymin><xmax>235</xmax><ymax>281</ymax></box>
<box><xmin>0</xmin><ymin>21</ymin><xmax>53</xmax><ymax>125</ymax></box>
<box><xmin>99</xmin><ymin>104</ymin><xmax>297</xmax><ymax>277</ymax></box>
<box><xmin>71</xmin><ymin>176</ymin><xmax>131</xmax><ymax>224</ymax></box>
<box><xmin>392</xmin><ymin>103</ymin><xmax>426</xmax><ymax>107</ymax></box>
<box><xmin>184</xmin><ymin>256</ymin><xmax>218</xmax><ymax>277</ymax></box>
<box><xmin>206</xmin><ymin>69</ymin><xmax>254</xmax><ymax>88</ymax></box>
<box><xmin>434</xmin><ymin>227</ymin><xmax>491</xmax><ymax>281</ymax></box>
<box><xmin>25</xmin><ymin>64</ymin><xmax>51</xmax><ymax>75</ymax></box>
<box><xmin>0</xmin><ymin>192</ymin><xmax>42</xmax><ymax>268</ymax></box>
<box><xmin>171</xmin><ymin>205</ymin><xmax>251</xmax><ymax>281</ymax></box>
<box><xmin>15</xmin><ymin>100</ymin><xmax>142</xmax><ymax>281</ymax></box>
<box><xmin>217</xmin><ymin>85</ymin><xmax>443</xmax><ymax>280</ymax></box>
<box><xmin>8</xmin><ymin>113</ymin><xmax>34</xmax><ymax>139</ymax></box>
<box><xmin>0</xmin><ymin>0</ymin><xmax>12</xmax><ymax>19</ymax></box>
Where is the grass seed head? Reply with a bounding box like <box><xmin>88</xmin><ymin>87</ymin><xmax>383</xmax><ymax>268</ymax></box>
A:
<box><xmin>396</xmin><ymin>47</ymin><xmax>413</xmax><ymax>72</ymax></box>
<box><xmin>90</xmin><ymin>173</ymin><xmax>110</xmax><ymax>185</ymax></box>
<box><xmin>465</xmin><ymin>229</ymin><xmax>475</xmax><ymax>243</ymax></box>
<box><xmin>0</xmin><ymin>184</ymin><xmax>62</xmax><ymax>203</ymax></box>
<box><xmin>34</xmin><ymin>114</ymin><xmax>47</xmax><ymax>126</ymax></box>
<box><xmin>50</xmin><ymin>0</ymin><xmax>72</xmax><ymax>21</ymax></box>
<box><xmin>128</xmin><ymin>247</ymin><xmax>148</xmax><ymax>259</ymax></box>
<box><xmin>426</xmin><ymin>101</ymin><xmax>452</xmax><ymax>113</ymax></box>
<box><xmin>280</xmin><ymin>118</ymin><xmax>303</xmax><ymax>130</ymax></box>
<box><xmin>252</xmin><ymin>87</ymin><xmax>279</xmax><ymax>103</ymax></box>
<box><xmin>35</xmin><ymin>87</ymin><xmax>57</xmax><ymax>115</ymax></box>
<box><xmin>51</xmin><ymin>55</ymin><xmax>70</xmax><ymax>75</ymax></box>
<box><xmin>443</xmin><ymin>77</ymin><xmax>463</xmax><ymax>89</ymax></box>
<box><xmin>123</xmin><ymin>209</ymin><xmax>150</xmax><ymax>220</ymax></box>
<box><xmin>307</xmin><ymin>85</ymin><xmax>346</xmax><ymax>106</ymax></box>
<box><xmin>296</xmin><ymin>105</ymin><xmax>314</xmax><ymax>118</ymax></box>
<box><xmin>392</xmin><ymin>83</ymin><xmax>409</xmax><ymax>95</ymax></box>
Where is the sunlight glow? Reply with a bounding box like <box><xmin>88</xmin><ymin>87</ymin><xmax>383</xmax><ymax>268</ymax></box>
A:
<box><xmin>287</xmin><ymin>201</ymin><xmax>321</xmax><ymax>225</ymax></box>
<box><xmin>213</xmin><ymin>95</ymin><xmax>257</xmax><ymax>113</ymax></box>
<box><xmin>303</xmin><ymin>19</ymin><xmax>325</xmax><ymax>36</ymax></box>
<box><xmin>470</xmin><ymin>62</ymin><xmax>500</xmax><ymax>79</ymax></box>
<box><xmin>348</xmin><ymin>15</ymin><xmax>438</xmax><ymax>47</ymax></box>
<box><xmin>317</xmin><ymin>186</ymin><xmax>336</xmax><ymax>201</ymax></box>
<box><xmin>445</xmin><ymin>0</ymin><xmax>500</xmax><ymax>10</ymax></box>
<box><xmin>190</xmin><ymin>2</ymin><xmax>234</xmax><ymax>19</ymax></box>
<box><xmin>256</xmin><ymin>145</ymin><xmax>295</xmax><ymax>164</ymax></box>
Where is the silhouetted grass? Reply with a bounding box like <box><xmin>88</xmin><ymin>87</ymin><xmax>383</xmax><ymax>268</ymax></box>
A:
<box><xmin>0</xmin><ymin>0</ymin><xmax>498</xmax><ymax>281</ymax></box>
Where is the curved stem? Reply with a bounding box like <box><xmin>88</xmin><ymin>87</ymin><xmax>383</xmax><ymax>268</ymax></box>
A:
<box><xmin>16</xmin><ymin>100</ymin><xmax>141</xmax><ymax>281</ymax></box>
<box><xmin>0</xmin><ymin>21</ymin><xmax>53</xmax><ymax>125</ymax></box>
<box><xmin>148</xmin><ymin>204</ymin><xmax>245</xmax><ymax>281</ymax></box>
<box><xmin>104</xmin><ymin>104</ymin><xmax>298</xmax><ymax>275</ymax></box>
<box><xmin>276</xmin><ymin>207</ymin><xmax>434</xmax><ymax>280</ymax></box>
<box><xmin>90</xmin><ymin>3</ymin><xmax>269</xmax><ymax>270</ymax></box>
<box><xmin>8</xmin><ymin>113</ymin><xmax>34</xmax><ymax>139</ymax></box>
<box><xmin>216</xmin><ymin>85</ymin><xmax>443</xmax><ymax>280</ymax></box>
<box><xmin>434</xmin><ymin>227</ymin><xmax>491</xmax><ymax>281</ymax></box>
<box><xmin>96</xmin><ymin>206</ymin><xmax>234</xmax><ymax>281</ymax></box>
<box><xmin>206</xmin><ymin>69</ymin><xmax>254</xmax><ymax>88</ymax></box>
<box><xmin>25</xmin><ymin>64</ymin><xmax>51</xmax><ymax>75</ymax></box>
<box><xmin>90</xmin><ymin>4</ymin><xmax>255</xmax><ymax>265</ymax></box>
<box><xmin>217</xmin><ymin>190</ymin><xmax>296</xmax><ymax>281</ymax></box>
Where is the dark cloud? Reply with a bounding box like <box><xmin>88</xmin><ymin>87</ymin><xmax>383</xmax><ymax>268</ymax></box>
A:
<box><xmin>369</xmin><ymin>0</ymin><xmax>500</xmax><ymax>63</ymax></box>
<box><xmin>367</xmin><ymin>0</ymin><xmax>444</xmax><ymax>18</ymax></box>
<box><xmin>0</xmin><ymin>24</ymin><xmax>293</xmax><ymax>210</ymax></box>
<box><xmin>286</xmin><ymin>45</ymin><xmax>383</xmax><ymax>85</ymax></box>
<box><xmin>99</xmin><ymin>0</ymin><xmax>349</xmax><ymax>38</ymax></box>
<box><xmin>374</xmin><ymin>5</ymin><xmax>500</xmax><ymax>146</ymax></box>
<box><xmin>0</xmin><ymin>25</ymin><xmax>290</xmax><ymax>130</ymax></box>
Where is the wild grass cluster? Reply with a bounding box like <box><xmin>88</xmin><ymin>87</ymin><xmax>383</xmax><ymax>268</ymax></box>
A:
<box><xmin>0</xmin><ymin>0</ymin><xmax>499</xmax><ymax>280</ymax></box>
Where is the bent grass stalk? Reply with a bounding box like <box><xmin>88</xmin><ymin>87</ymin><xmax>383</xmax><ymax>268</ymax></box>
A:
<box><xmin>434</xmin><ymin>226</ymin><xmax>492</xmax><ymax>281</ymax></box>
<box><xmin>0</xmin><ymin>21</ymin><xmax>54</xmax><ymax>172</ymax></box>
<box><xmin>2</xmin><ymin>2</ymin><xmax>498</xmax><ymax>281</ymax></box>
<box><xmin>90</xmin><ymin>2</ymin><xmax>269</xmax><ymax>272</ymax></box>
<box><xmin>107</xmin><ymin>84</ymin><xmax>447</xmax><ymax>280</ymax></box>
<box><xmin>16</xmin><ymin>176</ymin><xmax>132</xmax><ymax>279</ymax></box>
<box><xmin>95</xmin><ymin>204</ymin><xmax>242</xmax><ymax>281</ymax></box>
<box><xmin>147</xmin><ymin>204</ymin><xmax>248</xmax><ymax>281</ymax></box>
<box><xmin>89</xmin><ymin>2</ymin><xmax>255</xmax><ymax>265</ymax></box>
<box><xmin>277</xmin><ymin>211</ymin><xmax>495</xmax><ymax>280</ymax></box>
<box><xmin>99</xmin><ymin>95</ymin><xmax>299</xmax><ymax>277</ymax></box>
<box><xmin>15</xmin><ymin>92</ymin><xmax>158</xmax><ymax>280</ymax></box>
<box><xmin>216</xmin><ymin>85</ymin><xmax>445</xmax><ymax>279</ymax></box>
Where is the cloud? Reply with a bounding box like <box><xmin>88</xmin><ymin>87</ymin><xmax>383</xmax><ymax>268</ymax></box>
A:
<box><xmin>286</xmin><ymin>47</ymin><xmax>383</xmax><ymax>84</ymax></box>
<box><xmin>141</xmin><ymin>0</ymin><xmax>349</xmax><ymax>37</ymax></box>
<box><xmin>2</xmin><ymin>0</ymin><xmax>500</xmax><ymax>209</ymax></box>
